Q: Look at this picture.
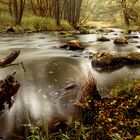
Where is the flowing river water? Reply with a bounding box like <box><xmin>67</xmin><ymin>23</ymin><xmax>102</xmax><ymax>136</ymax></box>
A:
<box><xmin>0</xmin><ymin>28</ymin><xmax>140</xmax><ymax>139</ymax></box>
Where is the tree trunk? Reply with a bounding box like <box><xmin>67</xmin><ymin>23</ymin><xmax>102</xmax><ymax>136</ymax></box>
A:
<box><xmin>12</xmin><ymin>0</ymin><xmax>25</xmax><ymax>25</ymax></box>
<box><xmin>123</xmin><ymin>9</ymin><xmax>130</xmax><ymax>26</ymax></box>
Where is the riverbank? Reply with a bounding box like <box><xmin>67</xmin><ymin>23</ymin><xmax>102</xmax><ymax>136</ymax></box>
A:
<box><xmin>25</xmin><ymin>79</ymin><xmax>140</xmax><ymax>140</ymax></box>
<box><xmin>0</xmin><ymin>12</ymin><xmax>138</xmax><ymax>34</ymax></box>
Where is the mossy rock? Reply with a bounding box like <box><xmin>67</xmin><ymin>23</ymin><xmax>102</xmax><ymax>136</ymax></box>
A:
<box><xmin>114</xmin><ymin>37</ymin><xmax>128</xmax><ymax>45</ymax></box>
<box><xmin>125</xmin><ymin>52</ymin><xmax>140</xmax><ymax>65</ymax></box>
<box><xmin>91</xmin><ymin>52</ymin><xmax>140</xmax><ymax>71</ymax></box>
<box><xmin>79</xmin><ymin>27</ymin><xmax>90</xmax><ymax>34</ymax></box>
<box><xmin>91</xmin><ymin>52</ymin><xmax>123</xmax><ymax>70</ymax></box>
<box><xmin>59</xmin><ymin>31</ymin><xmax>67</xmax><ymax>35</ymax></box>
<box><xmin>97</xmin><ymin>36</ymin><xmax>110</xmax><ymax>42</ymax></box>
<box><xmin>97</xmin><ymin>28</ymin><xmax>114</xmax><ymax>33</ymax></box>
<box><xmin>59</xmin><ymin>40</ymin><xmax>85</xmax><ymax>50</ymax></box>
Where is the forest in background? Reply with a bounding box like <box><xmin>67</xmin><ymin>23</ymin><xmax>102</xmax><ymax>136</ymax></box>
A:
<box><xmin>0</xmin><ymin>0</ymin><xmax>140</xmax><ymax>32</ymax></box>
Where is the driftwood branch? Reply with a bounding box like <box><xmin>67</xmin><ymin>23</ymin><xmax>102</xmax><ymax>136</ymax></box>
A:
<box><xmin>1</xmin><ymin>62</ymin><xmax>26</xmax><ymax>72</ymax></box>
<box><xmin>0</xmin><ymin>49</ymin><xmax>26</xmax><ymax>72</ymax></box>
<box><xmin>0</xmin><ymin>49</ymin><xmax>23</xmax><ymax>114</ymax></box>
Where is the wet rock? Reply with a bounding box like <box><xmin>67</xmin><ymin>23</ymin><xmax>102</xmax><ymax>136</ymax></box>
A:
<box><xmin>97</xmin><ymin>28</ymin><xmax>114</xmax><ymax>33</ymax></box>
<box><xmin>97</xmin><ymin>36</ymin><xmax>110</xmax><ymax>42</ymax></box>
<box><xmin>125</xmin><ymin>35</ymin><xmax>132</xmax><ymax>39</ymax></box>
<box><xmin>136</xmin><ymin>45</ymin><xmax>140</xmax><ymax>48</ymax></box>
<box><xmin>91</xmin><ymin>52</ymin><xmax>123</xmax><ymax>70</ymax></box>
<box><xmin>131</xmin><ymin>35</ymin><xmax>139</xmax><ymax>39</ymax></box>
<box><xmin>127</xmin><ymin>29</ymin><xmax>132</xmax><ymax>34</ymax></box>
<box><xmin>59</xmin><ymin>40</ymin><xmax>85</xmax><ymax>50</ymax></box>
<box><xmin>59</xmin><ymin>31</ymin><xmax>73</xmax><ymax>37</ymax></box>
<box><xmin>91</xmin><ymin>52</ymin><xmax>140</xmax><ymax>71</ymax></box>
<box><xmin>114</xmin><ymin>37</ymin><xmax>128</xmax><ymax>45</ymax></box>
<box><xmin>59</xmin><ymin>31</ymin><xmax>67</xmax><ymax>35</ymax></box>
<box><xmin>97</xmin><ymin>28</ymin><xmax>105</xmax><ymax>33</ymax></box>
<box><xmin>6</xmin><ymin>27</ymin><xmax>15</xmax><ymax>33</ymax></box>
<box><xmin>70</xmin><ymin>54</ymin><xmax>80</xmax><ymax>58</ymax></box>
<box><xmin>125</xmin><ymin>52</ymin><xmax>140</xmax><ymax>65</ymax></box>
<box><xmin>39</xmin><ymin>37</ymin><xmax>45</xmax><ymax>39</ymax></box>
<box><xmin>113</xmin><ymin>33</ymin><xmax>118</xmax><ymax>36</ymax></box>
<box><xmin>89</xmin><ymin>41</ymin><xmax>94</xmax><ymax>43</ymax></box>
<box><xmin>125</xmin><ymin>35</ymin><xmax>139</xmax><ymax>39</ymax></box>
<box><xmin>128</xmin><ymin>40</ymin><xmax>139</xmax><ymax>43</ymax></box>
<box><xmin>79</xmin><ymin>27</ymin><xmax>90</xmax><ymax>34</ymax></box>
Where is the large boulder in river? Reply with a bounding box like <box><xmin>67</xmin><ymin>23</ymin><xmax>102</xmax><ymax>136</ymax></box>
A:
<box><xmin>114</xmin><ymin>37</ymin><xmax>128</xmax><ymax>45</ymax></box>
<box><xmin>59</xmin><ymin>40</ymin><xmax>85</xmax><ymax>50</ymax></box>
<box><xmin>91</xmin><ymin>52</ymin><xmax>123</xmax><ymax>70</ymax></box>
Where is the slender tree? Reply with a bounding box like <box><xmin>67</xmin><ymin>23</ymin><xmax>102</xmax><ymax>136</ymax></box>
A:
<box><xmin>11</xmin><ymin>0</ymin><xmax>26</xmax><ymax>25</ymax></box>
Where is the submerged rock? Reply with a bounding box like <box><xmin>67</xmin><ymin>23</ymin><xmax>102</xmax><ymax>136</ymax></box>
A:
<box><xmin>114</xmin><ymin>37</ymin><xmax>128</xmax><ymax>45</ymax></box>
<box><xmin>97</xmin><ymin>36</ymin><xmax>110</xmax><ymax>42</ymax></box>
<box><xmin>59</xmin><ymin>40</ymin><xmax>85</xmax><ymax>50</ymax></box>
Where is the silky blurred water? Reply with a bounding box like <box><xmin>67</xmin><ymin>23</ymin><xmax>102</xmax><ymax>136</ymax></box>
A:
<box><xmin>0</xmin><ymin>29</ymin><xmax>140</xmax><ymax>139</ymax></box>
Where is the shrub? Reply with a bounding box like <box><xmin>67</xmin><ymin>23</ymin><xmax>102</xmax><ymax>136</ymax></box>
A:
<box><xmin>22</xmin><ymin>16</ymin><xmax>56</xmax><ymax>31</ymax></box>
<box><xmin>0</xmin><ymin>11</ymin><xmax>13</xmax><ymax>28</ymax></box>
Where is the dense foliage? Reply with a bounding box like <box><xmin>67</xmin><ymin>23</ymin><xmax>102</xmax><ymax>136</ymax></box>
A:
<box><xmin>0</xmin><ymin>0</ymin><xmax>140</xmax><ymax>31</ymax></box>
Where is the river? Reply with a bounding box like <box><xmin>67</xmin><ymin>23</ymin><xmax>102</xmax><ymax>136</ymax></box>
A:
<box><xmin>0</xmin><ymin>28</ymin><xmax>140</xmax><ymax>139</ymax></box>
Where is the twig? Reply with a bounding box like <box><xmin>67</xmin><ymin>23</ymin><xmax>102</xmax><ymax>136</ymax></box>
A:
<box><xmin>0</xmin><ymin>62</ymin><xmax>26</xmax><ymax>72</ymax></box>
